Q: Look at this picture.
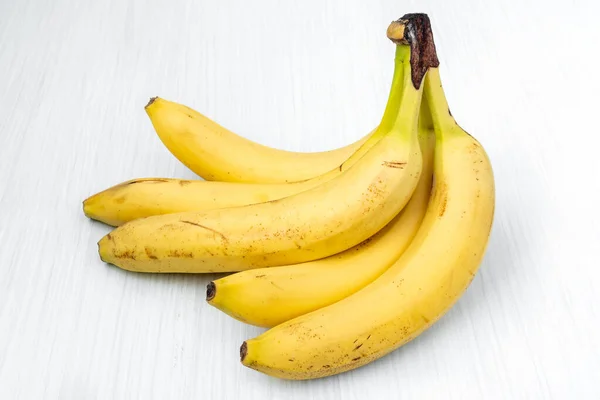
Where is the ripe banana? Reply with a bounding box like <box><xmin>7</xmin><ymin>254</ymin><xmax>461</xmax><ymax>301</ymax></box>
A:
<box><xmin>84</xmin><ymin>118</ymin><xmax>387</xmax><ymax>226</ymax></box>
<box><xmin>97</xmin><ymin>40</ymin><xmax>424</xmax><ymax>273</ymax></box>
<box><xmin>82</xmin><ymin>177</ymin><xmax>313</xmax><ymax>226</ymax></box>
<box><xmin>206</xmin><ymin>119</ymin><xmax>435</xmax><ymax>327</ymax></box>
<box><xmin>146</xmin><ymin>97</ymin><xmax>375</xmax><ymax>183</ymax></box>
<box><xmin>240</xmin><ymin>15</ymin><xmax>495</xmax><ymax>380</ymax></box>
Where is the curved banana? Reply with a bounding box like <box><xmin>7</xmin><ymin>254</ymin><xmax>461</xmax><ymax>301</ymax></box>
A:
<box><xmin>206</xmin><ymin>122</ymin><xmax>435</xmax><ymax>327</ymax></box>
<box><xmin>240</xmin><ymin>16</ymin><xmax>495</xmax><ymax>380</ymax></box>
<box><xmin>84</xmin><ymin>121</ymin><xmax>385</xmax><ymax>226</ymax></box>
<box><xmin>82</xmin><ymin>177</ymin><xmax>307</xmax><ymax>226</ymax></box>
<box><xmin>146</xmin><ymin>97</ymin><xmax>375</xmax><ymax>183</ymax></box>
<box><xmin>97</xmin><ymin>41</ymin><xmax>424</xmax><ymax>273</ymax></box>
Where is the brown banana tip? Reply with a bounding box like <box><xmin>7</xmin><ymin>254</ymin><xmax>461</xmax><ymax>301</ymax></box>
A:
<box><xmin>145</xmin><ymin>96</ymin><xmax>158</xmax><ymax>108</ymax></box>
<box><xmin>387</xmin><ymin>13</ymin><xmax>440</xmax><ymax>89</ymax></box>
<box><xmin>206</xmin><ymin>282</ymin><xmax>216</xmax><ymax>301</ymax></box>
<box><xmin>240</xmin><ymin>341</ymin><xmax>248</xmax><ymax>362</ymax></box>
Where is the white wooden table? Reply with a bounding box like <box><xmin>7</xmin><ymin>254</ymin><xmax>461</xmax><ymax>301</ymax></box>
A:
<box><xmin>1</xmin><ymin>0</ymin><xmax>599</xmax><ymax>398</ymax></box>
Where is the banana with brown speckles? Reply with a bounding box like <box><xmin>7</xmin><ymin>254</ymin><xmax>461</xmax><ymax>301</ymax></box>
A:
<box><xmin>239</xmin><ymin>15</ymin><xmax>495</xmax><ymax>379</ymax></box>
<box><xmin>97</xmin><ymin>36</ymin><xmax>424</xmax><ymax>273</ymax></box>
<box><xmin>83</xmin><ymin>122</ymin><xmax>382</xmax><ymax>226</ymax></box>
<box><xmin>206</xmin><ymin>124</ymin><xmax>435</xmax><ymax>327</ymax></box>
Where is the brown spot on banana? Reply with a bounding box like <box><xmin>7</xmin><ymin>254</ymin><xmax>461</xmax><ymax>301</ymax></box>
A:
<box><xmin>436</xmin><ymin>182</ymin><xmax>448</xmax><ymax>217</ymax></box>
<box><xmin>168</xmin><ymin>250</ymin><xmax>193</xmax><ymax>258</ymax></box>
<box><xmin>439</xmin><ymin>195</ymin><xmax>447</xmax><ymax>217</ymax></box>
<box><xmin>367</xmin><ymin>183</ymin><xmax>386</xmax><ymax>198</ymax></box>
<box><xmin>180</xmin><ymin>220</ymin><xmax>228</xmax><ymax>242</ymax></box>
<box><xmin>144</xmin><ymin>247</ymin><xmax>157</xmax><ymax>259</ymax></box>
<box><xmin>113</xmin><ymin>249</ymin><xmax>136</xmax><ymax>260</ymax></box>
<box><xmin>126</xmin><ymin>178</ymin><xmax>169</xmax><ymax>185</ymax></box>
<box><xmin>382</xmin><ymin>161</ymin><xmax>406</xmax><ymax>168</ymax></box>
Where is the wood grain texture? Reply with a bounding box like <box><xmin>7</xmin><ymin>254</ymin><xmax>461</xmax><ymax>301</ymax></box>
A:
<box><xmin>1</xmin><ymin>0</ymin><xmax>599</xmax><ymax>398</ymax></box>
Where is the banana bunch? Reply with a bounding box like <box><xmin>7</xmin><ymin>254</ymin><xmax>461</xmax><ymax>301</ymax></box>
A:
<box><xmin>84</xmin><ymin>13</ymin><xmax>495</xmax><ymax>380</ymax></box>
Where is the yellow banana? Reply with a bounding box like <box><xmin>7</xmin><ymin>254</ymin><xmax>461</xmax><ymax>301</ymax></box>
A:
<box><xmin>97</xmin><ymin>40</ymin><xmax>424</xmax><ymax>273</ymax></box>
<box><xmin>84</xmin><ymin>121</ymin><xmax>384</xmax><ymax>226</ymax></box>
<box><xmin>82</xmin><ymin>177</ymin><xmax>306</xmax><ymax>226</ymax></box>
<box><xmin>240</xmin><ymin>15</ymin><xmax>495</xmax><ymax>380</ymax></box>
<box><xmin>146</xmin><ymin>97</ymin><xmax>375</xmax><ymax>183</ymax></box>
<box><xmin>206</xmin><ymin>120</ymin><xmax>435</xmax><ymax>327</ymax></box>
<box><xmin>84</xmin><ymin>40</ymin><xmax>410</xmax><ymax>227</ymax></box>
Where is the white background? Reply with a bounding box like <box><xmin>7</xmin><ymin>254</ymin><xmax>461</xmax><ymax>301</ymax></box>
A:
<box><xmin>1</xmin><ymin>0</ymin><xmax>599</xmax><ymax>398</ymax></box>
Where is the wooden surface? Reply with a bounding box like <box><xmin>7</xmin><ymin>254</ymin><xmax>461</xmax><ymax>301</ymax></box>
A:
<box><xmin>1</xmin><ymin>0</ymin><xmax>599</xmax><ymax>398</ymax></box>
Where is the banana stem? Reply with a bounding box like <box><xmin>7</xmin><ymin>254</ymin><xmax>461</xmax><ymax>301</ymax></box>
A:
<box><xmin>330</xmin><ymin>44</ymin><xmax>411</xmax><ymax>169</ymax></box>
<box><xmin>387</xmin><ymin>51</ymin><xmax>423</xmax><ymax>139</ymax></box>
<box><xmin>424</xmin><ymin>68</ymin><xmax>455</xmax><ymax>133</ymax></box>
<box><xmin>376</xmin><ymin>45</ymin><xmax>410</xmax><ymax>134</ymax></box>
<box><xmin>384</xmin><ymin>13</ymin><xmax>441</xmax><ymax>140</ymax></box>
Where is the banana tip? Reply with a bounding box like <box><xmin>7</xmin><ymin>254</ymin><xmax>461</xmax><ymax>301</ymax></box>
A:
<box><xmin>206</xmin><ymin>282</ymin><xmax>216</xmax><ymax>302</ymax></box>
<box><xmin>240</xmin><ymin>341</ymin><xmax>248</xmax><ymax>363</ymax></box>
<box><xmin>82</xmin><ymin>198</ymin><xmax>93</xmax><ymax>217</ymax></box>
<box><xmin>97</xmin><ymin>234</ymin><xmax>113</xmax><ymax>263</ymax></box>
<box><xmin>145</xmin><ymin>96</ymin><xmax>158</xmax><ymax>109</ymax></box>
